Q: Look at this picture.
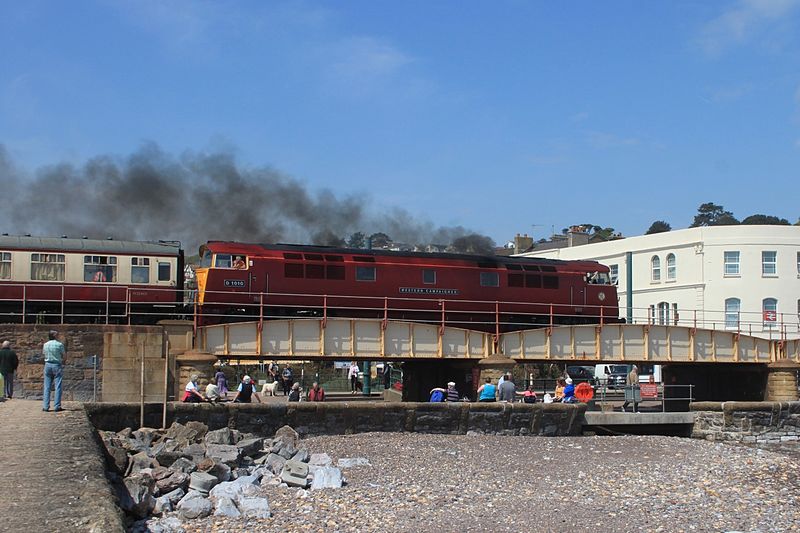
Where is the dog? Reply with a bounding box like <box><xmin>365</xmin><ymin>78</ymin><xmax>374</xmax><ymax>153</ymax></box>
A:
<box><xmin>261</xmin><ymin>380</ymin><xmax>280</xmax><ymax>396</ymax></box>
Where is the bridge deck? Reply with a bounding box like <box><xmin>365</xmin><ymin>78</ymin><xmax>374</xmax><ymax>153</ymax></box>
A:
<box><xmin>199</xmin><ymin>319</ymin><xmax>792</xmax><ymax>363</ymax></box>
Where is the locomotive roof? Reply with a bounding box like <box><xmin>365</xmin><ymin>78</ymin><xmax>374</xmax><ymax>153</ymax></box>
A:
<box><xmin>0</xmin><ymin>235</ymin><xmax>182</xmax><ymax>255</ymax></box>
<box><xmin>203</xmin><ymin>241</ymin><xmax>605</xmax><ymax>269</ymax></box>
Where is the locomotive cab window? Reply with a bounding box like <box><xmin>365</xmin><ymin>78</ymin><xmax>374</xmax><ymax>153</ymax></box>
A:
<box><xmin>356</xmin><ymin>266</ymin><xmax>376</xmax><ymax>282</ymax></box>
<box><xmin>158</xmin><ymin>262</ymin><xmax>171</xmax><ymax>282</ymax></box>
<box><xmin>84</xmin><ymin>255</ymin><xmax>117</xmax><ymax>283</ymax></box>
<box><xmin>423</xmin><ymin>269</ymin><xmax>436</xmax><ymax>284</ymax></box>
<box><xmin>232</xmin><ymin>256</ymin><xmax>247</xmax><ymax>269</ymax></box>
<box><xmin>214</xmin><ymin>254</ymin><xmax>232</xmax><ymax>268</ymax></box>
<box><xmin>131</xmin><ymin>257</ymin><xmax>150</xmax><ymax>284</ymax></box>
<box><xmin>31</xmin><ymin>253</ymin><xmax>65</xmax><ymax>281</ymax></box>
<box><xmin>0</xmin><ymin>251</ymin><xmax>10</xmax><ymax>280</ymax></box>
<box><xmin>480</xmin><ymin>272</ymin><xmax>499</xmax><ymax>287</ymax></box>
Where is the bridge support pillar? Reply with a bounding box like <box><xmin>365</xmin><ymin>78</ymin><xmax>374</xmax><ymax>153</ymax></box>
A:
<box><xmin>765</xmin><ymin>360</ymin><xmax>800</xmax><ymax>402</ymax></box>
<box><xmin>477</xmin><ymin>355</ymin><xmax>516</xmax><ymax>395</ymax></box>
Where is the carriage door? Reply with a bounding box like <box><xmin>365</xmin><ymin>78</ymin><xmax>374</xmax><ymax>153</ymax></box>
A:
<box><xmin>249</xmin><ymin>269</ymin><xmax>268</xmax><ymax>302</ymax></box>
<box><xmin>569</xmin><ymin>275</ymin><xmax>586</xmax><ymax>315</ymax></box>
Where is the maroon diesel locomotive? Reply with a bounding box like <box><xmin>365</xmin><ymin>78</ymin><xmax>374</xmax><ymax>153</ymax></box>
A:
<box><xmin>195</xmin><ymin>241</ymin><xmax>621</xmax><ymax>331</ymax></box>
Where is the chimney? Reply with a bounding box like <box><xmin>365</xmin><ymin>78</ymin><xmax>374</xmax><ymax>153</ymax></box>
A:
<box><xmin>514</xmin><ymin>233</ymin><xmax>534</xmax><ymax>254</ymax></box>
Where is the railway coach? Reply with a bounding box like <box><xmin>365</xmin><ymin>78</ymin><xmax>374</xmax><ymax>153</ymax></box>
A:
<box><xmin>194</xmin><ymin>241</ymin><xmax>621</xmax><ymax>331</ymax></box>
<box><xmin>0</xmin><ymin>234</ymin><xmax>184</xmax><ymax>323</ymax></box>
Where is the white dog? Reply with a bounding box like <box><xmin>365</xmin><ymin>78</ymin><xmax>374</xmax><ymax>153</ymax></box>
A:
<box><xmin>261</xmin><ymin>381</ymin><xmax>280</xmax><ymax>396</ymax></box>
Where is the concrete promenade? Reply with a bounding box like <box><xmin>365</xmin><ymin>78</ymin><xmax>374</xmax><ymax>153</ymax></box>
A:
<box><xmin>0</xmin><ymin>399</ymin><xmax>124</xmax><ymax>533</ymax></box>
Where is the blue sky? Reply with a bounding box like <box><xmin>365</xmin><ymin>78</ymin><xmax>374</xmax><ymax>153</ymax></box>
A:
<box><xmin>2</xmin><ymin>0</ymin><xmax>799</xmax><ymax>244</ymax></box>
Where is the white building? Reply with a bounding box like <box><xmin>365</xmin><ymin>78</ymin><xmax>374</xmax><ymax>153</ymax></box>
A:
<box><xmin>519</xmin><ymin>226</ymin><xmax>800</xmax><ymax>340</ymax></box>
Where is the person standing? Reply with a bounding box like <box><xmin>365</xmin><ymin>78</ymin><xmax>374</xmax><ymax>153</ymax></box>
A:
<box><xmin>622</xmin><ymin>364</ymin><xmax>640</xmax><ymax>413</ymax></box>
<box><xmin>498</xmin><ymin>373</ymin><xmax>516</xmax><ymax>402</ymax></box>
<box><xmin>214</xmin><ymin>368</ymin><xmax>228</xmax><ymax>397</ymax></box>
<box><xmin>0</xmin><ymin>340</ymin><xmax>18</xmax><ymax>399</ymax></box>
<box><xmin>42</xmin><ymin>330</ymin><xmax>65</xmax><ymax>412</ymax></box>
<box><xmin>281</xmin><ymin>365</ymin><xmax>294</xmax><ymax>396</ymax></box>
<box><xmin>269</xmin><ymin>360</ymin><xmax>280</xmax><ymax>382</ymax></box>
<box><xmin>348</xmin><ymin>361</ymin><xmax>360</xmax><ymax>394</ymax></box>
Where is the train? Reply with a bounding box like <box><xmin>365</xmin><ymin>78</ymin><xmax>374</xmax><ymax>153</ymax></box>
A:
<box><xmin>0</xmin><ymin>234</ymin><xmax>184</xmax><ymax>323</ymax></box>
<box><xmin>194</xmin><ymin>241</ymin><xmax>622</xmax><ymax>331</ymax></box>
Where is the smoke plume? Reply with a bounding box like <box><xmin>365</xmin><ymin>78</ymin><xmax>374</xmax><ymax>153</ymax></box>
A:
<box><xmin>0</xmin><ymin>143</ymin><xmax>495</xmax><ymax>255</ymax></box>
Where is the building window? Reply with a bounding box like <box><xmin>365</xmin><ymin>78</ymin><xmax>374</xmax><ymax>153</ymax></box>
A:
<box><xmin>725</xmin><ymin>298</ymin><xmax>740</xmax><ymax>329</ymax></box>
<box><xmin>797</xmin><ymin>252</ymin><xmax>800</xmax><ymax>275</ymax></box>
<box><xmin>84</xmin><ymin>255</ymin><xmax>117</xmax><ymax>282</ymax></box>
<box><xmin>0</xmin><ymin>252</ymin><xmax>10</xmax><ymax>280</ymax></box>
<box><xmin>650</xmin><ymin>256</ymin><xmax>661</xmax><ymax>281</ymax></box>
<box><xmin>131</xmin><ymin>257</ymin><xmax>150</xmax><ymax>284</ymax></box>
<box><xmin>762</xmin><ymin>251</ymin><xmax>777</xmax><ymax>276</ymax></box>
<box><xmin>356</xmin><ymin>266</ymin><xmax>376</xmax><ymax>282</ymax></box>
<box><xmin>657</xmin><ymin>302</ymin><xmax>670</xmax><ymax>325</ymax></box>
<box><xmin>609</xmin><ymin>264</ymin><xmax>618</xmax><ymax>285</ymax></box>
<box><xmin>763</xmin><ymin>298</ymin><xmax>778</xmax><ymax>329</ymax></box>
<box><xmin>666</xmin><ymin>253</ymin><xmax>676</xmax><ymax>281</ymax></box>
<box><xmin>422</xmin><ymin>270</ymin><xmax>436</xmax><ymax>284</ymax></box>
<box><xmin>724</xmin><ymin>251</ymin><xmax>740</xmax><ymax>276</ymax></box>
<box><xmin>648</xmin><ymin>304</ymin><xmax>655</xmax><ymax>324</ymax></box>
<box><xmin>672</xmin><ymin>303</ymin><xmax>679</xmax><ymax>326</ymax></box>
<box><xmin>158</xmin><ymin>262</ymin><xmax>171</xmax><ymax>282</ymax></box>
<box><xmin>31</xmin><ymin>253</ymin><xmax>65</xmax><ymax>281</ymax></box>
<box><xmin>480</xmin><ymin>272</ymin><xmax>499</xmax><ymax>287</ymax></box>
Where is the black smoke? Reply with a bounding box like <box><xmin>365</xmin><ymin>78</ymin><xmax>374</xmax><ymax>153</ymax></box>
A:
<box><xmin>0</xmin><ymin>143</ymin><xmax>495</xmax><ymax>255</ymax></box>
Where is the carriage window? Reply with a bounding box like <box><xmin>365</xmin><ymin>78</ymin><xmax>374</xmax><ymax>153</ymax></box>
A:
<box><xmin>508</xmin><ymin>274</ymin><xmax>524</xmax><ymax>287</ymax></box>
<box><xmin>542</xmin><ymin>276</ymin><xmax>559</xmax><ymax>289</ymax></box>
<box><xmin>31</xmin><ymin>253</ymin><xmax>65</xmax><ymax>281</ymax></box>
<box><xmin>526</xmin><ymin>274</ymin><xmax>542</xmax><ymax>288</ymax></box>
<box><xmin>214</xmin><ymin>254</ymin><xmax>232</xmax><ymax>268</ymax></box>
<box><xmin>306</xmin><ymin>264</ymin><xmax>325</xmax><ymax>279</ymax></box>
<box><xmin>0</xmin><ymin>252</ymin><xmax>10</xmax><ymax>280</ymax></box>
<box><xmin>356</xmin><ymin>266</ymin><xmax>376</xmax><ymax>281</ymax></box>
<box><xmin>283</xmin><ymin>253</ymin><xmax>303</xmax><ymax>260</ymax></box>
<box><xmin>284</xmin><ymin>263</ymin><xmax>304</xmax><ymax>278</ymax></box>
<box><xmin>158</xmin><ymin>262</ymin><xmax>171</xmax><ymax>282</ymax></box>
<box><xmin>131</xmin><ymin>257</ymin><xmax>150</xmax><ymax>284</ymax></box>
<box><xmin>326</xmin><ymin>265</ymin><xmax>345</xmax><ymax>280</ymax></box>
<box><xmin>423</xmin><ymin>270</ymin><xmax>436</xmax><ymax>284</ymax></box>
<box><xmin>84</xmin><ymin>255</ymin><xmax>117</xmax><ymax>283</ymax></box>
<box><xmin>480</xmin><ymin>272</ymin><xmax>499</xmax><ymax>287</ymax></box>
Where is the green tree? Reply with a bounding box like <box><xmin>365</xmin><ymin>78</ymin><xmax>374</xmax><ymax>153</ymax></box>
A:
<box><xmin>740</xmin><ymin>214</ymin><xmax>790</xmax><ymax>225</ymax></box>
<box><xmin>690</xmin><ymin>203</ymin><xmax>739</xmax><ymax>227</ymax></box>
<box><xmin>368</xmin><ymin>232</ymin><xmax>392</xmax><ymax>248</ymax></box>
<box><xmin>646</xmin><ymin>220</ymin><xmax>671</xmax><ymax>234</ymax></box>
<box><xmin>347</xmin><ymin>231</ymin><xmax>365</xmax><ymax>248</ymax></box>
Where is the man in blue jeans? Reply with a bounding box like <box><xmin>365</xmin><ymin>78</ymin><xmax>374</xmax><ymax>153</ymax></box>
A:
<box><xmin>42</xmin><ymin>330</ymin><xmax>65</xmax><ymax>412</ymax></box>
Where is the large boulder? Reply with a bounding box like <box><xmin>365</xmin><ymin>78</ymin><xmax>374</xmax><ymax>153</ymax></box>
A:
<box><xmin>291</xmin><ymin>448</ymin><xmax>310</xmax><ymax>463</ymax></box>
<box><xmin>155</xmin><ymin>470</ymin><xmax>190</xmax><ymax>494</ymax></box>
<box><xmin>213</xmin><ymin>496</ymin><xmax>241</xmax><ymax>518</ymax></box>
<box><xmin>209</xmin><ymin>475</ymin><xmax>261</xmax><ymax>502</ymax></box>
<box><xmin>177</xmin><ymin>491</ymin><xmax>213</xmax><ymax>520</ymax></box>
<box><xmin>188</xmin><ymin>472</ymin><xmax>219</xmax><ymax>495</ymax></box>
<box><xmin>154</xmin><ymin>450</ymin><xmax>185</xmax><ymax>468</ymax></box>
<box><xmin>206</xmin><ymin>444</ymin><xmax>242</xmax><ymax>466</ymax></box>
<box><xmin>198</xmin><ymin>459</ymin><xmax>232</xmax><ymax>483</ymax></box>
<box><xmin>120</xmin><ymin>473</ymin><xmax>156</xmax><ymax>518</ymax></box>
<box><xmin>127</xmin><ymin>451</ymin><xmax>159</xmax><ymax>476</ymax></box>
<box><xmin>236</xmin><ymin>437</ymin><xmax>264</xmax><ymax>457</ymax></box>
<box><xmin>260</xmin><ymin>453</ymin><xmax>286</xmax><ymax>475</ymax></box>
<box><xmin>204</xmin><ymin>427</ymin><xmax>233</xmax><ymax>446</ymax></box>
<box><xmin>310</xmin><ymin>466</ymin><xmax>343</xmax><ymax>490</ymax></box>
<box><xmin>169</xmin><ymin>457</ymin><xmax>197</xmax><ymax>475</ymax></box>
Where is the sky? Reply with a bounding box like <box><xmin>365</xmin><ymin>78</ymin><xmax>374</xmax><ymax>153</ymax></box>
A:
<box><xmin>1</xmin><ymin>0</ymin><xmax>799</xmax><ymax>245</ymax></box>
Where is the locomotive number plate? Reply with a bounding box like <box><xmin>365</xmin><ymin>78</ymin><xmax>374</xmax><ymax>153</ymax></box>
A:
<box><xmin>224</xmin><ymin>279</ymin><xmax>246</xmax><ymax>288</ymax></box>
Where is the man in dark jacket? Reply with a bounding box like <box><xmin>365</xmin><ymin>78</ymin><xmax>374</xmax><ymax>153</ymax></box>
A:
<box><xmin>0</xmin><ymin>340</ymin><xmax>19</xmax><ymax>399</ymax></box>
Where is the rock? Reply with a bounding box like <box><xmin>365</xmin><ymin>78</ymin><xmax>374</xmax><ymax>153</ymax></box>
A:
<box><xmin>205</xmin><ymin>427</ymin><xmax>233</xmax><ymax>446</ymax></box>
<box><xmin>213</xmin><ymin>496</ymin><xmax>241</xmax><ymax>518</ymax></box>
<box><xmin>188</xmin><ymin>471</ymin><xmax>219</xmax><ymax>495</ymax></box>
<box><xmin>338</xmin><ymin>457</ymin><xmax>371</xmax><ymax>468</ymax></box>
<box><xmin>296</xmin><ymin>488</ymin><xmax>309</xmax><ymax>498</ymax></box>
<box><xmin>133</xmin><ymin>427</ymin><xmax>160</xmax><ymax>447</ymax></box>
<box><xmin>206</xmin><ymin>461</ymin><xmax>232</xmax><ymax>483</ymax></box>
<box><xmin>183</xmin><ymin>444</ymin><xmax>207</xmax><ymax>461</ymax></box>
<box><xmin>263</xmin><ymin>453</ymin><xmax>287</xmax><ymax>474</ymax></box>
<box><xmin>169</xmin><ymin>457</ymin><xmax>197</xmax><ymax>475</ymax></box>
<box><xmin>117</xmin><ymin>427</ymin><xmax>133</xmax><ymax>439</ymax></box>
<box><xmin>236</xmin><ymin>437</ymin><xmax>264</xmax><ymax>457</ymax></box>
<box><xmin>106</xmin><ymin>443</ymin><xmax>129</xmax><ymax>474</ymax></box>
<box><xmin>261</xmin><ymin>476</ymin><xmax>282</xmax><ymax>488</ymax></box>
<box><xmin>185</xmin><ymin>421</ymin><xmax>209</xmax><ymax>442</ymax></box>
<box><xmin>311</xmin><ymin>466</ymin><xmax>344</xmax><ymax>490</ymax></box>
<box><xmin>232</xmin><ymin>467</ymin><xmax>250</xmax><ymax>480</ymax></box>
<box><xmin>127</xmin><ymin>451</ymin><xmax>159</xmax><ymax>476</ymax></box>
<box><xmin>121</xmin><ymin>473</ymin><xmax>156</xmax><ymax>518</ymax></box>
<box><xmin>291</xmin><ymin>447</ymin><xmax>310</xmax><ymax>463</ymax></box>
<box><xmin>153</xmin><ymin>495</ymin><xmax>174</xmax><ymax>516</ymax></box>
<box><xmin>163</xmin><ymin>487</ymin><xmax>185</xmax><ymax>505</ymax></box>
<box><xmin>280</xmin><ymin>460</ymin><xmax>310</xmax><ymax>488</ymax></box>
<box><xmin>155</xmin><ymin>471</ymin><xmax>190</xmax><ymax>494</ymax></box>
<box><xmin>237</xmin><ymin>496</ymin><xmax>271</xmax><ymax>518</ymax></box>
<box><xmin>275</xmin><ymin>425</ymin><xmax>300</xmax><ymax>446</ymax></box>
<box><xmin>146</xmin><ymin>441</ymin><xmax>167</xmax><ymax>458</ymax></box>
<box><xmin>176</xmin><ymin>491</ymin><xmax>213</xmax><ymax>520</ymax></box>
<box><xmin>131</xmin><ymin>516</ymin><xmax>186</xmax><ymax>533</ymax></box>
<box><xmin>309</xmin><ymin>453</ymin><xmax>332</xmax><ymax>466</ymax></box>
<box><xmin>277</xmin><ymin>444</ymin><xmax>296</xmax><ymax>460</ymax></box>
<box><xmin>154</xmin><ymin>450</ymin><xmax>185</xmax><ymax>468</ymax></box>
<box><xmin>206</xmin><ymin>444</ymin><xmax>242</xmax><ymax>466</ymax></box>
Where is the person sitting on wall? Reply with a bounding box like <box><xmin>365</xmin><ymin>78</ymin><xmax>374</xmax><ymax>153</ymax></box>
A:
<box><xmin>445</xmin><ymin>381</ymin><xmax>460</xmax><ymax>402</ymax></box>
<box><xmin>308</xmin><ymin>382</ymin><xmax>325</xmax><ymax>402</ymax></box>
<box><xmin>182</xmin><ymin>374</ymin><xmax>206</xmax><ymax>403</ymax></box>
<box><xmin>517</xmin><ymin>384</ymin><xmax>538</xmax><ymax>403</ymax></box>
<box><xmin>477</xmin><ymin>377</ymin><xmax>496</xmax><ymax>402</ymax></box>
<box><xmin>205</xmin><ymin>382</ymin><xmax>223</xmax><ymax>403</ymax></box>
<box><xmin>562</xmin><ymin>377</ymin><xmax>577</xmax><ymax>403</ymax></box>
<box><xmin>232</xmin><ymin>375</ymin><xmax>261</xmax><ymax>403</ymax></box>
<box><xmin>232</xmin><ymin>256</ymin><xmax>246</xmax><ymax>269</ymax></box>
<box><xmin>553</xmin><ymin>378</ymin><xmax>566</xmax><ymax>402</ymax></box>
<box><xmin>288</xmin><ymin>382</ymin><xmax>302</xmax><ymax>402</ymax></box>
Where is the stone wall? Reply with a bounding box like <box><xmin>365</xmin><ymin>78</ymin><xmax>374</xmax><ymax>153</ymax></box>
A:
<box><xmin>692</xmin><ymin>401</ymin><xmax>800</xmax><ymax>443</ymax></box>
<box><xmin>85</xmin><ymin>402</ymin><xmax>587</xmax><ymax>437</ymax></box>
<box><xmin>0</xmin><ymin>324</ymin><xmax>165</xmax><ymax>402</ymax></box>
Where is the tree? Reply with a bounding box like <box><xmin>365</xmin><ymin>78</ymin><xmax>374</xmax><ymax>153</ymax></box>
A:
<box><xmin>450</xmin><ymin>234</ymin><xmax>496</xmax><ymax>255</ymax></box>
<box><xmin>368</xmin><ymin>232</ymin><xmax>392</xmax><ymax>248</ymax></box>
<box><xmin>690</xmin><ymin>203</ymin><xmax>739</xmax><ymax>227</ymax></box>
<box><xmin>346</xmin><ymin>231</ymin><xmax>365</xmax><ymax>248</ymax></box>
<box><xmin>646</xmin><ymin>220</ymin><xmax>671</xmax><ymax>234</ymax></box>
<box><xmin>740</xmin><ymin>214</ymin><xmax>790</xmax><ymax>225</ymax></box>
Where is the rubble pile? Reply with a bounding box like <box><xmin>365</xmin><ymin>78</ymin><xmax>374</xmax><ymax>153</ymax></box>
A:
<box><xmin>98</xmin><ymin>422</ymin><xmax>346</xmax><ymax>532</ymax></box>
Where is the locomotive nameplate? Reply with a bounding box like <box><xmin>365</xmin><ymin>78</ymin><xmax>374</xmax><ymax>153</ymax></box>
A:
<box><xmin>399</xmin><ymin>287</ymin><xmax>460</xmax><ymax>296</ymax></box>
<box><xmin>224</xmin><ymin>279</ymin><xmax>246</xmax><ymax>288</ymax></box>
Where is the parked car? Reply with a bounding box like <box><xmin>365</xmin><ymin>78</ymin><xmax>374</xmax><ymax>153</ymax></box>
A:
<box><xmin>566</xmin><ymin>365</ymin><xmax>597</xmax><ymax>386</ymax></box>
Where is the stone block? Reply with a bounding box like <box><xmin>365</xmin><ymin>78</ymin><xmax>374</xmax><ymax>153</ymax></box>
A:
<box><xmin>205</xmin><ymin>427</ymin><xmax>233</xmax><ymax>446</ymax></box>
<box><xmin>237</xmin><ymin>496</ymin><xmax>271</xmax><ymax>518</ymax></box>
<box><xmin>236</xmin><ymin>437</ymin><xmax>264</xmax><ymax>457</ymax></box>
<box><xmin>213</xmin><ymin>496</ymin><xmax>241</xmax><ymax>518</ymax></box>
<box><xmin>206</xmin><ymin>444</ymin><xmax>242</xmax><ymax>466</ymax></box>
<box><xmin>189</xmin><ymin>471</ymin><xmax>219</xmax><ymax>495</ymax></box>
<box><xmin>280</xmin><ymin>460</ymin><xmax>310</xmax><ymax>488</ymax></box>
<box><xmin>177</xmin><ymin>491</ymin><xmax>213</xmax><ymax>519</ymax></box>
<box><xmin>169</xmin><ymin>457</ymin><xmax>197</xmax><ymax>474</ymax></box>
<box><xmin>311</xmin><ymin>466</ymin><xmax>343</xmax><ymax>490</ymax></box>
